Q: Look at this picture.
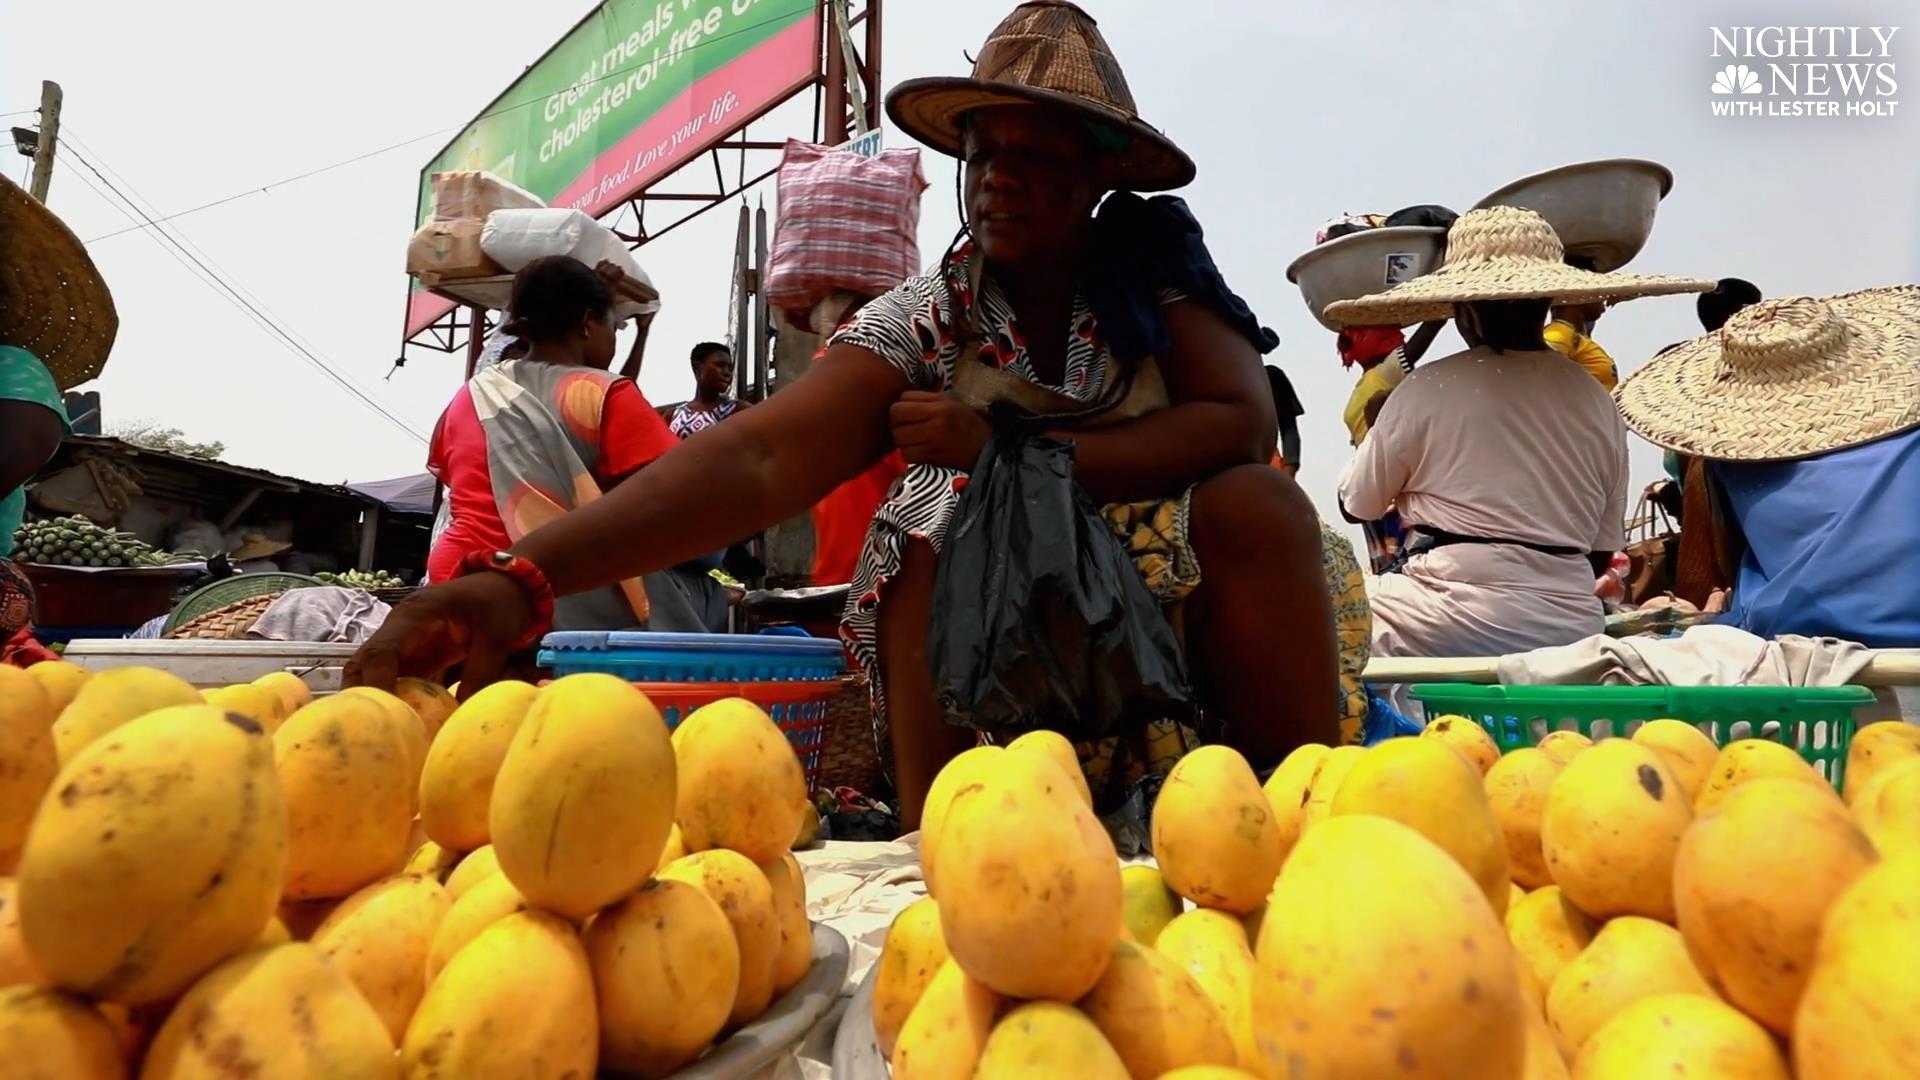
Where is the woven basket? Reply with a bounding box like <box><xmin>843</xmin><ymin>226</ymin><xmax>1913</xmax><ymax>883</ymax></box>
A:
<box><xmin>372</xmin><ymin>586</ymin><xmax>418</xmax><ymax>606</ymax></box>
<box><xmin>165</xmin><ymin>592</ymin><xmax>280</xmax><ymax>640</ymax></box>
<box><xmin>813</xmin><ymin>673</ymin><xmax>886</xmax><ymax>796</ymax></box>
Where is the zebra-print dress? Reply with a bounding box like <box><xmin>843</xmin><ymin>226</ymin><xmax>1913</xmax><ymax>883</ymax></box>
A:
<box><xmin>829</xmin><ymin>251</ymin><xmax>1198</xmax><ymax>772</ymax></box>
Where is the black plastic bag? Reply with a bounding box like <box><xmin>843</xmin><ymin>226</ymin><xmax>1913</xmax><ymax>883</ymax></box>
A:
<box><xmin>1384</xmin><ymin>203</ymin><xmax>1460</xmax><ymax>230</ymax></box>
<box><xmin>927</xmin><ymin>427</ymin><xmax>1193</xmax><ymax>742</ymax></box>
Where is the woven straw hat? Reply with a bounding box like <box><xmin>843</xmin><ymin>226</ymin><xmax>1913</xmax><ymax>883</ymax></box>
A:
<box><xmin>1323</xmin><ymin>206</ymin><xmax>1713</xmax><ymax>328</ymax></box>
<box><xmin>1617</xmin><ymin>286</ymin><xmax>1920</xmax><ymax>462</ymax></box>
<box><xmin>229</xmin><ymin>534</ymin><xmax>292</xmax><ymax>561</ymax></box>
<box><xmin>0</xmin><ymin>174</ymin><xmax>117</xmax><ymax>389</ymax></box>
<box><xmin>886</xmin><ymin>1</ymin><xmax>1195</xmax><ymax>192</ymax></box>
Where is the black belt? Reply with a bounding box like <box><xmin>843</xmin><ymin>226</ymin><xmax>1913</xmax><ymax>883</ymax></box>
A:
<box><xmin>1413</xmin><ymin>526</ymin><xmax>1586</xmax><ymax>559</ymax></box>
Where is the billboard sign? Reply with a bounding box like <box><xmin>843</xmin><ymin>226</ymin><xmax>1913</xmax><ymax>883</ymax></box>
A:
<box><xmin>408</xmin><ymin>0</ymin><xmax>821</xmax><ymax>336</ymax></box>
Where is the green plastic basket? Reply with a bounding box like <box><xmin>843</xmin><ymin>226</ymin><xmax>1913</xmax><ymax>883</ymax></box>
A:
<box><xmin>1407</xmin><ymin>685</ymin><xmax>1871</xmax><ymax>788</ymax></box>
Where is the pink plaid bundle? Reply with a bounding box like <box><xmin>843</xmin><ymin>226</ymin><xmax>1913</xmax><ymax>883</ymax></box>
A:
<box><xmin>766</xmin><ymin>139</ymin><xmax>928</xmax><ymax>327</ymax></box>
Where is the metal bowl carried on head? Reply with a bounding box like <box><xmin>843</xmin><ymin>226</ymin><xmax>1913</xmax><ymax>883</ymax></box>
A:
<box><xmin>1286</xmin><ymin>226</ymin><xmax>1449</xmax><ymax>331</ymax></box>
<box><xmin>1473</xmin><ymin>159</ymin><xmax>1674</xmax><ymax>273</ymax></box>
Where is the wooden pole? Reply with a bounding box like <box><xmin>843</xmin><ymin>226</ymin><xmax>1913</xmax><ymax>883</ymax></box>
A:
<box><xmin>733</xmin><ymin>206</ymin><xmax>751</xmax><ymax>401</ymax></box>
<box><xmin>463</xmin><ymin>306</ymin><xmax>486</xmax><ymax>381</ymax></box>
<box><xmin>29</xmin><ymin>81</ymin><xmax>62</xmax><ymax>203</ymax></box>
<box><xmin>753</xmin><ymin>203</ymin><xmax>770</xmax><ymax>401</ymax></box>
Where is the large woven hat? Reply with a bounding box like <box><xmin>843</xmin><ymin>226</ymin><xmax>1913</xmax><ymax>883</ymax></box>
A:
<box><xmin>1617</xmin><ymin>286</ymin><xmax>1920</xmax><ymax>462</ymax></box>
<box><xmin>886</xmin><ymin>1</ymin><xmax>1195</xmax><ymax>192</ymax></box>
<box><xmin>0</xmin><ymin>174</ymin><xmax>117</xmax><ymax>389</ymax></box>
<box><xmin>1323</xmin><ymin>206</ymin><xmax>1713</xmax><ymax>328</ymax></box>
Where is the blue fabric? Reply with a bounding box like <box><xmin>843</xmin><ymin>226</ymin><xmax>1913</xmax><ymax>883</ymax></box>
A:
<box><xmin>1083</xmin><ymin>194</ymin><xmax>1280</xmax><ymax>363</ymax></box>
<box><xmin>1711</xmin><ymin>428</ymin><xmax>1920</xmax><ymax>648</ymax></box>
<box><xmin>1363</xmin><ymin>691</ymin><xmax>1423</xmax><ymax>745</ymax></box>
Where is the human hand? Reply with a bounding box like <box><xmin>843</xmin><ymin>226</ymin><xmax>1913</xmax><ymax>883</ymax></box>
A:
<box><xmin>343</xmin><ymin>571</ymin><xmax>535</xmax><ymax>699</ymax></box>
<box><xmin>890</xmin><ymin>391</ymin><xmax>990</xmax><ymax>470</ymax></box>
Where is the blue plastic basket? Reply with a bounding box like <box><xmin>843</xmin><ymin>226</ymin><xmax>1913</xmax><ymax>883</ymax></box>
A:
<box><xmin>538</xmin><ymin>630</ymin><xmax>846</xmax><ymax>683</ymax></box>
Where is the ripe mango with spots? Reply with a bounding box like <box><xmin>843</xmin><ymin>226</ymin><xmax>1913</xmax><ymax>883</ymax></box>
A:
<box><xmin>336</xmin><ymin>686</ymin><xmax>430</xmax><ymax>812</ymax></box>
<box><xmin>1485</xmin><ymin>748</ymin><xmax>1563</xmax><ymax>890</ymax></box>
<box><xmin>18</xmin><ymin>705</ymin><xmax>285</xmax><ymax>1005</ymax></box>
<box><xmin>1536</xmin><ymin>730</ymin><xmax>1592</xmax><ymax>764</ymax></box>
<box><xmin>1155</xmin><ymin>907</ymin><xmax>1261</xmax><ymax>1071</ymax></box>
<box><xmin>1674</xmin><ymin>777</ymin><xmax>1878</xmax><ymax>1035</ymax></box>
<box><xmin>1575</xmin><ymin>993</ymin><xmax>1789</xmax><ymax>1080</ymax></box>
<box><xmin>23</xmin><ymin>660</ymin><xmax>88</xmax><ymax>716</ymax></box>
<box><xmin>393</xmin><ymin>677</ymin><xmax>457</xmax><ymax>740</ymax></box>
<box><xmin>1301</xmin><ymin>744</ymin><xmax>1364</xmax><ymax>825</ymax></box>
<box><xmin>444</xmin><ymin>843</ymin><xmax>500</xmax><ymax>900</ymax></box>
<box><xmin>49</xmin><ymin>665</ymin><xmax>200</xmax><ymax>766</ymax></box>
<box><xmin>418</xmin><ymin>680</ymin><xmax>538</xmax><ymax>853</ymax></box>
<box><xmin>585</xmin><ymin>879</ymin><xmax>739</xmax><ymax>1078</ymax></box>
<box><xmin>1541</xmin><ymin>739</ymin><xmax>1691</xmax><ymax>921</ymax></box>
<box><xmin>1793</xmin><ymin>851</ymin><xmax>1920</xmax><ymax>1078</ymax></box>
<box><xmin>1505</xmin><ymin>885</ymin><xmax>1598</xmax><ymax>994</ymax></box>
<box><xmin>673</xmin><ymin>697</ymin><xmax>807</xmax><ymax>864</ymax></box>
<box><xmin>401</xmin><ymin>911</ymin><xmax>597</xmax><ymax>1079</ymax></box>
<box><xmin>1421</xmin><ymin>714</ymin><xmax>1501</xmax><ymax>774</ymax></box>
<box><xmin>0</xmin><ymin>667</ymin><xmax>57</xmax><ymax>875</ymax></box>
<box><xmin>872</xmin><ymin>897</ymin><xmax>950</xmax><ymax>1060</ymax></box>
<box><xmin>890</xmin><ymin>957</ymin><xmax>1000</xmax><ymax>1080</ymax></box>
<box><xmin>251</xmin><ymin>672</ymin><xmax>311</xmax><ymax>718</ymax></box>
<box><xmin>1630</xmin><ymin>719</ymin><xmax>1718</xmax><ymax>803</ymax></box>
<box><xmin>141</xmin><ymin>943</ymin><xmax>397</xmax><ymax>1079</ymax></box>
<box><xmin>0</xmin><ymin>986</ymin><xmax>125</xmax><ymax>1079</ymax></box>
<box><xmin>311</xmin><ymin>874</ymin><xmax>452</xmax><ymax>1042</ymax></box>
<box><xmin>275</xmin><ymin>694</ymin><xmax>415</xmax><ymax>901</ymax></box>
<box><xmin>426</xmin><ymin>870</ymin><xmax>527</xmax><ymax>983</ymax></box>
<box><xmin>975</xmin><ymin>1001</ymin><xmax>1128</xmax><ymax>1079</ymax></box>
<box><xmin>1545</xmin><ymin>916</ymin><xmax>1714</xmax><ymax>1059</ymax></box>
<box><xmin>1119</xmin><ymin>864</ymin><xmax>1182</xmax><ymax>947</ymax></box>
<box><xmin>917</xmin><ymin>745</ymin><xmax>1002</xmax><ymax>897</ymax></box>
<box><xmin>1694</xmin><ymin>738</ymin><xmax>1831</xmax><ymax>814</ymax></box>
<box><xmin>759</xmin><ymin>852</ymin><xmax>812</xmax><ymax>997</ymax></box>
<box><xmin>0</xmin><ymin>878</ymin><xmax>47</xmax><ymax>988</ymax></box>
<box><xmin>1843</xmin><ymin>720</ymin><xmax>1920</xmax><ymax>808</ymax></box>
<box><xmin>1004</xmin><ymin>729</ymin><xmax>1092</xmax><ymax>807</ymax></box>
<box><xmin>201</xmin><ymin>684</ymin><xmax>286</xmax><ymax>734</ymax></box>
<box><xmin>1852</xmin><ymin>756</ymin><xmax>1920</xmax><ymax>857</ymax></box>
<box><xmin>1332</xmin><ymin>736</ymin><xmax>1512</xmax><ymax>917</ymax></box>
<box><xmin>657</xmin><ymin>849</ymin><xmax>780</xmax><ymax>1028</ymax></box>
<box><xmin>1152</xmin><ymin>746</ymin><xmax>1283</xmax><ymax>914</ymax></box>
<box><xmin>1252</xmin><ymin>815</ymin><xmax>1527</xmax><ymax>1079</ymax></box>
<box><xmin>1259</xmin><ymin>742</ymin><xmax>1328</xmax><ymax>860</ymax></box>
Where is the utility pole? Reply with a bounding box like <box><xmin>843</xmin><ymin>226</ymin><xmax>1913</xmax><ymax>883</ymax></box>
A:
<box><xmin>28</xmin><ymin>80</ymin><xmax>61</xmax><ymax>203</ymax></box>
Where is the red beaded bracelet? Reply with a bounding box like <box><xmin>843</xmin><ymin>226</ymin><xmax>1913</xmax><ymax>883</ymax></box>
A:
<box><xmin>456</xmin><ymin>550</ymin><xmax>556</xmax><ymax>650</ymax></box>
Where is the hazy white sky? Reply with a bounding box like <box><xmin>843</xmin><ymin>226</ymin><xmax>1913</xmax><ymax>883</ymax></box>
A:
<box><xmin>6</xmin><ymin>0</ymin><xmax>1917</xmax><ymax>547</ymax></box>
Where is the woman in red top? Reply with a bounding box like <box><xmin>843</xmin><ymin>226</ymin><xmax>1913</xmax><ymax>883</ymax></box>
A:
<box><xmin>426</xmin><ymin>256</ymin><xmax>701</xmax><ymax>630</ymax></box>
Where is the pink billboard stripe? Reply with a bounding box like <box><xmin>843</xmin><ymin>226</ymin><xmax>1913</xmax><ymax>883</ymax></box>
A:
<box><xmin>406</xmin><ymin>16</ymin><xmax>817</xmax><ymax>339</ymax></box>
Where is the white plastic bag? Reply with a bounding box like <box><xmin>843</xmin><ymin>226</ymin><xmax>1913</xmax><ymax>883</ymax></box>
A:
<box><xmin>480</xmin><ymin>208</ymin><xmax>659</xmax><ymax>320</ymax></box>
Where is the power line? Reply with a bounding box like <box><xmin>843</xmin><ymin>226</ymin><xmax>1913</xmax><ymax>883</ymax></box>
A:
<box><xmin>60</xmin><ymin>138</ymin><xmax>430</xmax><ymax>445</ymax></box>
<box><xmin>81</xmin><ymin>5</ymin><xmax>813</xmax><ymax>243</ymax></box>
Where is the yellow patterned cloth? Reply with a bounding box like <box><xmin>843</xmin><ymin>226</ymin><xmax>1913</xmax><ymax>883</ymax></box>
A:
<box><xmin>1101</xmin><ymin>491</ymin><xmax>1202</xmax><ymax>604</ymax></box>
<box><xmin>1321</xmin><ymin>521</ymin><xmax>1373</xmax><ymax>747</ymax></box>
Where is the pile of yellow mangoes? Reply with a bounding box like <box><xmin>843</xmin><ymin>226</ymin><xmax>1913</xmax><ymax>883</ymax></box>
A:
<box><xmin>875</xmin><ymin>716</ymin><xmax>1920</xmax><ymax>1078</ymax></box>
<box><xmin>0</xmin><ymin>662</ymin><xmax>818</xmax><ymax>1078</ymax></box>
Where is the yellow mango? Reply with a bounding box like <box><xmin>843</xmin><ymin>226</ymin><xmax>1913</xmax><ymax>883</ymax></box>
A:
<box><xmin>585</xmin><ymin>879</ymin><xmax>739</xmax><ymax>1078</ymax></box>
<box><xmin>1793</xmin><ymin>851</ymin><xmax>1920</xmax><ymax>1078</ymax></box>
<box><xmin>1301</xmin><ymin>744</ymin><xmax>1364</xmax><ymax>825</ymax></box>
<box><xmin>311</xmin><ymin>874</ymin><xmax>452</xmax><ymax>1042</ymax></box>
<box><xmin>1485</xmin><ymin>748</ymin><xmax>1564</xmax><ymax>890</ymax></box>
<box><xmin>1630</xmin><ymin>719</ymin><xmax>1718</xmax><ymax>803</ymax></box>
<box><xmin>1536</xmin><ymin>729</ymin><xmax>1593</xmax><ymax>764</ymax></box>
<box><xmin>760</xmin><ymin>851</ymin><xmax>812</xmax><ymax>997</ymax></box>
<box><xmin>1854</xmin><ymin>755</ymin><xmax>1920</xmax><ymax>856</ymax></box>
<box><xmin>655</xmin><ymin>823</ymin><xmax>687</xmax><ymax>873</ymax></box>
<box><xmin>1005</xmin><ymin>729</ymin><xmax>1092</xmax><ymax>807</ymax></box>
<box><xmin>1155</xmin><ymin>908</ymin><xmax>1260</xmax><ymax>1071</ymax></box>
<box><xmin>49</xmin><ymin>665</ymin><xmax>200</xmax><ymax>765</ymax></box>
<box><xmin>19</xmin><ymin>706</ymin><xmax>283</xmax><ymax>1005</ymax></box>
<box><xmin>1541</xmin><ymin>739</ymin><xmax>1691</xmax><ymax>921</ymax></box>
<box><xmin>491</xmin><ymin>674</ymin><xmax>675</xmax><ymax>918</ymax></box>
<box><xmin>1844</xmin><ymin>721</ymin><xmax>1920</xmax><ymax>807</ymax></box>
<box><xmin>1253</xmin><ymin>815</ymin><xmax>1526</xmax><ymax>1079</ymax></box>
<box><xmin>393</xmin><ymin>676</ymin><xmax>457</xmax><ymax>740</ymax></box>
<box><xmin>1260</xmin><ymin>742</ymin><xmax>1328</xmax><ymax>860</ymax></box>
<box><xmin>1159</xmin><ymin>1069</ymin><xmax>1262</xmax><ymax>1080</ymax></box>
<box><xmin>1333</xmin><ymin>736</ymin><xmax>1512</xmax><ymax>917</ymax></box>
<box><xmin>24</xmin><ymin>660</ymin><xmax>88</xmax><ymax>715</ymax></box>
<box><xmin>201</xmin><ymin>684</ymin><xmax>285</xmax><ymax>734</ymax></box>
<box><xmin>1520</xmin><ymin>986</ymin><xmax>1568</xmax><ymax>1080</ymax></box>
<box><xmin>0</xmin><ymin>667</ymin><xmax>56</xmax><ymax>875</ymax></box>
<box><xmin>975</xmin><ymin>1001</ymin><xmax>1128</xmax><ymax>1079</ymax></box>
<box><xmin>0</xmin><ymin>878</ymin><xmax>46</xmax><ymax>988</ymax></box>
<box><xmin>672</xmin><ymin>697</ymin><xmax>805</xmax><ymax>864</ymax></box>
<box><xmin>426</xmin><ymin>870</ymin><xmax>527</xmax><ymax>983</ymax></box>
<box><xmin>417</xmin><ymin>679</ymin><xmax>538</xmax><ymax>853</ymax></box>
<box><xmin>336</xmin><ymin>686</ymin><xmax>430</xmax><ymax>811</ymax></box>
<box><xmin>1575</xmin><ymin>992</ymin><xmax>1788</xmax><ymax>1079</ymax></box>
<box><xmin>0</xmin><ymin>986</ymin><xmax>124</xmax><ymax>1078</ymax></box>
<box><xmin>445</xmin><ymin>843</ymin><xmax>500</xmax><ymax>900</ymax></box>
<box><xmin>1506</xmin><ymin>885</ymin><xmax>1599</xmax><ymax>993</ymax></box>
<box><xmin>1119</xmin><ymin>864</ymin><xmax>1182</xmax><ymax>947</ymax></box>
<box><xmin>932</xmin><ymin>749</ymin><xmax>1122</xmax><ymax>1001</ymax></box>
<box><xmin>403</xmin><ymin>839</ymin><xmax>462</xmax><ymax>883</ymax></box>
<box><xmin>917</xmin><ymin>745</ymin><xmax>1002</xmax><ymax>896</ymax></box>
<box><xmin>1695</xmin><ymin>738</ymin><xmax>1831</xmax><ymax>813</ymax></box>
<box><xmin>1153</xmin><ymin>746</ymin><xmax>1283</xmax><ymax>914</ymax></box>
<box><xmin>658</xmin><ymin>849</ymin><xmax>780</xmax><ymax>1028</ymax></box>
<box><xmin>251</xmin><ymin>671</ymin><xmax>312</xmax><ymax>717</ymax></box>
<box><xmin>872</xmin><ymin>897</ymin><xmax>949</xmax><ymax>1061</ymax></box>
<box><xmin>402</xmin><ymin>911</ymin><xmax>597</xmax><ymax>1079</ymax></box>
<box><xmin>890</xmin><ymin>957</ymin><xmax>999</xmax><ymax>1080</ymax></box>
<box><xmin>275</xmin><ymin>694</ymin><xmax>415</xmax><ymax>901</ymax></box>
<box><xmin>1675</xmin><ymin>777</ymin><xmax>1878</xmax><ymax>1035</ymax></box>
<box><xmin>143</xmin><ymin>943</ymin><xmax>396</xmax><ymax>1078</ymax></box>
<box><xmin>1546</xmin><ymin>916</ymin><xmax>1714</xmax><ymax>1059</ymax></box>
<box><xmin>1422</xmin><ymin>714</ymin><xmax>1501</xmax><ymax>774</ymax></box>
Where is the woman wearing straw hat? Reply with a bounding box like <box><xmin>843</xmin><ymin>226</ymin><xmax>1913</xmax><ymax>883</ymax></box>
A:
<box><xmin>1617</xmin><ymin>287</ymin><xmax>1920</xmax><ymax>649</ymax></box>
<box><xmin>1325</xmin><ymin>206</ymin><xmax>1712</xmax><ymax>665</ymax></box>
<box><xmin>352</xmin><ymin>1</ymin><xmax>1349</xmax><ymax>824</ymax></box>
<box><xmin>0</xmin><ymin>174</ymin><xmax>114</xmax><ymax>654</ymax></box>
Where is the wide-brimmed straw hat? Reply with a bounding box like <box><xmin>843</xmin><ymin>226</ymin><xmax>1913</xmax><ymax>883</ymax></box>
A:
<box><xmin>1323</xmin><ymin>206</ymin><xmax>1713</xmax><ymax>328</ymax></box>
<box><xmin>1617</xmin><ymin>286</ymin><xmax>1920</xmax><ymax>462</ymax></box>
<box><xmin>0</xmin><ymin>174</ymin><xmax>117</xmax><ymax>389</ymax></box>
<box><xmin>886</xmin><ymin>1</ymin><xmax>1195</xmax><ymax>192</ymax></box>
<box><xmin>230</xmin><ymin>534</ymin><xmax>292</xmax><ymax>561</ymax></box>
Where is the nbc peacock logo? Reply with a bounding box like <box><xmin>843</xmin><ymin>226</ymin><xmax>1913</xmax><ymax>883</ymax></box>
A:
<box><xmin>1711</xmin><ymin>64</ymin><xmax>1764</xmax><ymax>94</ymax></box>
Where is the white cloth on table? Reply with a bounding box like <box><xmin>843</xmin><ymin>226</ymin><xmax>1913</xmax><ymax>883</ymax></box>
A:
<box><xmin>247</xmin><ymin>586</ymin><xmax>390</xmax><ymax>644</ymax></box>
<box><xmin>1496</xmin><ymin>624</ymin><xmax>1874</xmax><ymax>688</ymax></box>
<box><xmin>1339</xmin><ymin>345</ymin><xmax>1629</xmax><ymax>662</ymax></box>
